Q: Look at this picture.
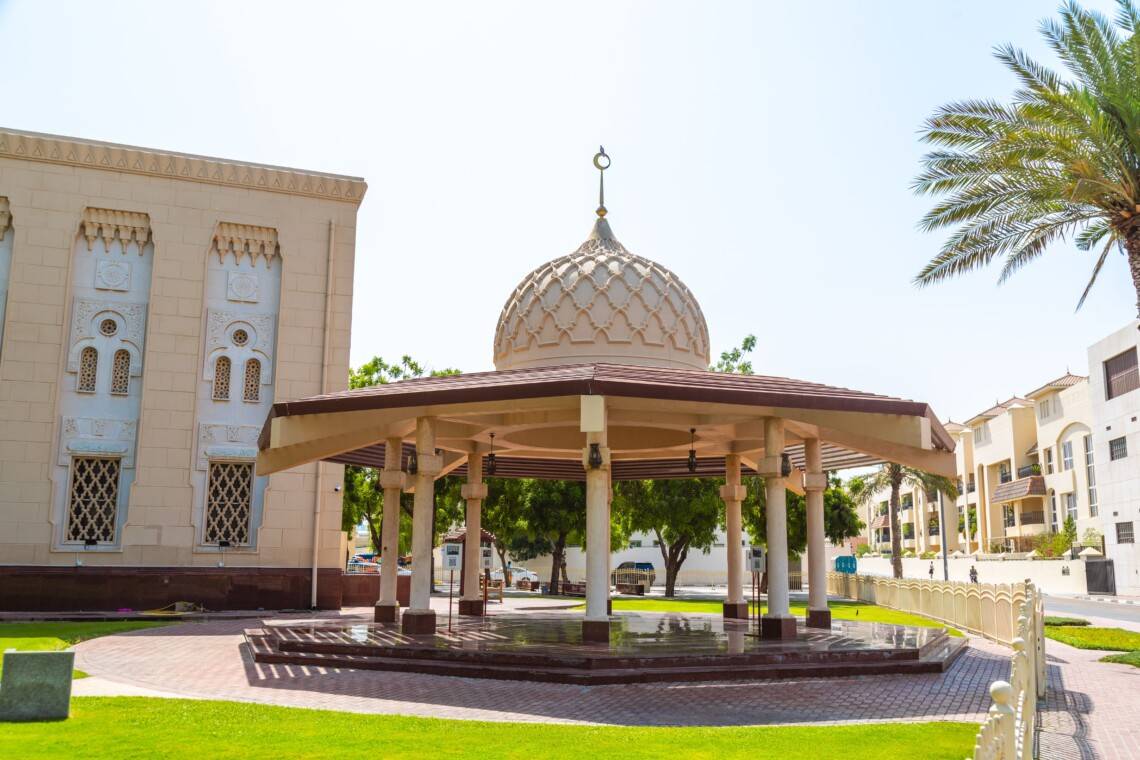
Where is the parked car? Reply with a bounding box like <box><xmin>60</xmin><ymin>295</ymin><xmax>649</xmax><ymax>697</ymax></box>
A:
<box><xmin>491</xmin><ymin>567</ymin><xmax>539</xmax><ymax>585</ymax></box>
<box><xmin>611</xmin><ymin>561</ymin><xmax>656</xmax><ymax>585</ymax></box>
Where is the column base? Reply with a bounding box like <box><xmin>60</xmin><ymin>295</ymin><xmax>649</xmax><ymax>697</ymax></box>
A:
<box><xmin>400</xmin><ymin>609</ymin><xmax>436</xmax><ymax>635</ymax></box>
<box><xmin>722</xmin><ymin>601</ymin><xmax>749</xmax><ymax>620</ymax></box>
<box><xmin>458</xmin><ymin>599</ymin><xmax>485</xmax><ymax>616</ymax></box>
<box><xmin>806</xmin><ymin>608</ymin><xmax>832</xmax><ymax>629</ymax></box>
<box><xmin>582</xmin><ymin>619</ymin><xmax>612</xmax><ymax>643</ymax></box>
<box><xmin>760</xmin><ymin>615</ymin><xmax>798</xmax><ymax>640</ymax></box>
<box><xmin>374</xmin><ymin>602</ymin><xmax>400</xmax><ymax>623</ymax></box>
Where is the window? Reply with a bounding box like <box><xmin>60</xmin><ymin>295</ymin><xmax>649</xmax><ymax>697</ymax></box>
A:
<box><xmin>901</xmin><ymin>494</ymin><xmax>913</xmax><ymax>510</ymax></box>
<box><xmin>999</xmin><ymin>462</ymin><xmax>1011</xmax><ymax>483</ymax></box>
<box><xmin>78</xmin><ymin>346</ymin><xmax>98</xmax><ymax>392</ymax></box>
<box><xmin>231</xmin><ymin>328</ymin><xmax>249</xmax><ymax>346</ymax></box>
<box><xmin>1050</xmin><ymin>492</ymin><xmax>1059</xmax><ymax>533</ymax></box>
<box><xmin>204</xmin><ymin>461</ymin><xmax>254</xmax><ymax>545</ymax></box>
<box><xmin>1117</xmin><ymin>522</ymin><xmax>1135</xmax><ymax>544</ymax></box>
<box><xmin>65</xmin><ymin>456</ymin><xmax>120</xmax><ymax>542</ymax></box>
<box><xmin>1003</xmin><ymin>505</ymin><xmax>1015</xmax><ymax>528</ymax></box>
<box><xmin>1061</xmin><ymin>440</ymin><xmax>1074</xmax><ymax>471</ymax></box>
<box><xmin>99</xmin><ymin>318</ymin><xmax>118</xmax><ymax>336</ymax></box>
<box><xmin>110</xmin><ymin>349</ymin><xmax>130</xmax><ymax>395</ymax></box>
<box><xmin>1084</xmin><ymin>435</ymin><xmax>1097</xmax><ymax>517</ymax></box>
<box><xmin>1065</xmin><ymin>492</ymin><xmax>1077</xmax><ymax>523</ymax></box>
<box><xmin>1038</xmin><ymin>397</ymin><xmax>1052</xmax><ymax>420</ymax></box>
<box><xmin>242</xmin><ymin>359</ymin><xmax>261</xmax><ymax>402</ymax></box>
<box><xmin>213</xmin><ymin>356</ymin><xmax>231</xmax><ymax>400</ymax></box>
<box><xmin>628</xmin><ymin>539</ymin><xmax>642</xmax><ymax>548</ymax></box>
<box><xmin>1045</xmin><ymin>447</ymin><xmax>1054</xmax><ymax>474</ymax></box>
<box><xmin>1109</xmin><ymin>436</ymin><xmax>1128</xmax><ymax>461</ymax></box>
<box><xmin>1105</xmin><ymin>347</ymin><xmax>1138</xmax><ymax>400</ymax></box>
<box><xmin>973</xmin><ymin>423</ymin><xmax>990</xmax><ymax>445</ymax></box>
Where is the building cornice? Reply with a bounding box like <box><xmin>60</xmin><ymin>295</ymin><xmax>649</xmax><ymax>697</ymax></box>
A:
<box><xmin>0</xmin><ymin>127</ymin><xmax>367</xmax><ymax>205</ymax></box>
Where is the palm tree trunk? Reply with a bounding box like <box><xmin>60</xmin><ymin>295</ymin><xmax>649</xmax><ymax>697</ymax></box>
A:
<box><xmin>1127</xmin><ymin>233</ymin><xmax>1140</xmax><ymax>318</ymax></box>
<box><xmin>889</xmin><ymin>465</ymin><xmax>904</xmax><ymax>579</ymax></box>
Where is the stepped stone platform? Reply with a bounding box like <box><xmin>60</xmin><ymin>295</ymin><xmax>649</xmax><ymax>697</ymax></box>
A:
<box><xmin>245</xmin><ymin>611</ymin><xmax>967</xmax><ymax>685</ymax></box>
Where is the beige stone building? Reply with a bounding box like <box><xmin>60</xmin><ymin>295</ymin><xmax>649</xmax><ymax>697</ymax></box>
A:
<box><xmin>0</xmin><ymin>127</ymin><xmax>363</xmax><ymax>609</ymax></box>
<box><xmin>863</xmin><ymin>373</ymin><xmax>1098</xmax><ymax>557</ymax></box>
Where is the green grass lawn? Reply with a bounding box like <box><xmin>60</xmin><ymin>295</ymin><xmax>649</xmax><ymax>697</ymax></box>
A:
<box><xmin>1045</xmin><ymin>624</ymin><xmax>1140</xmax><ymax>669</ymax></box>
<box><xmin>591</xmin><ymin>597</ymin><xmax>963</xmax><ymax>636</ymax></box>
<box><xmin>0</xmin><ymin>621</ymin><xmax>168</xmax><ymax>679</ymax></box>
<box><xmin>0</xmin><ymin>697</ymin><xmax>978</xmax><ymax>760</ymax></box>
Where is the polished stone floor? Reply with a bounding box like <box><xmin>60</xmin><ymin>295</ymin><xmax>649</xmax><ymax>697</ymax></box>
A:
<box><xmin>262</xmin><ymin>610</ymin><xmax>948</xmax><ymax>660</ymax></box>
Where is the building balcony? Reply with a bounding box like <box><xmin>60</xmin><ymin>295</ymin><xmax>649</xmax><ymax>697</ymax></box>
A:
<box><xmin>991</xmin><ymin>475</ymin><xmax>1046</xmax><ymax>505</ymax></box>
<box><xmin>1017</xmin><ymin>464</ymin><xmax>1042</xmax><ymax>478</ymax></box>
<box><xmin>902</xmin><ymin>538</ymin><xmax>916</xmax><ymax>549</ymax></box>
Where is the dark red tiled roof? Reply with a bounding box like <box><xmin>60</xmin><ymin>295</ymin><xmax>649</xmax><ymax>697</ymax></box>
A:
<box><xmin>263</xmin><ymin>362</ymin><xmax>953</xmax><ymax>452</ymax></box>
<box><xmin>1025</xmin><ymin>373</ymin><xmax>1087</xmax><ymax>399</ymax></box>
<box><xmin>870</xmin><ymin>514</ymin><xmax>889</xmax><ymax>530</ymax></box>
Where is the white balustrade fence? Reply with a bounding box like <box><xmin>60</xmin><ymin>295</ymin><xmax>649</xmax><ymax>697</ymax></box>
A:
<box><xmin>826</xmin><ymin>573</ymin><xmax>1045</xmax><ymax>759</ymax></box>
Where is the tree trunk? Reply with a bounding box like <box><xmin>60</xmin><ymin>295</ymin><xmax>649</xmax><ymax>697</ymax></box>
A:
<box><xmin>549</xmin><ymin>534</ymin><xmax>566</xmax><ymax>595</ymax></box>
<box><xmin>1126</xmin><ymin>232</ymin><xmax>1140</xmax><ymax>318</ymax></box>
<box><xmin>496</xmin><ymin>546</ymin><xmax>511</xmax><ymax>586</ymax></box>
<box><xmin>889</xmin><ymin>465</ymin><xmax>904</xmax><ymax>579</ymax></box>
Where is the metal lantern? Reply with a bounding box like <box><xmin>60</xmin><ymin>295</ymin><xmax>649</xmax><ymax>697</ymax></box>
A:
<box><xmin>686</xmin><ymin>428</ymin><xmax>698</xmax><ymax>473</ymax></box>
<box><xmin>780</xmin><ymin>452</ymin><xmax>792</xmax><ymax>477</ymax></box>
<box><xmin>588</xmin><ymin>442</ymin><xmax>603</xmax><ymax>469</ymax></box>
<box><xmin>407</xmin><ymin>448</ymin><xmax>418</xmax><ymax>476</ymax></box>
<box><xmin>486</xmin><ymin>432</ymin><xmax>497</xmax><ymax>476</ymax></box>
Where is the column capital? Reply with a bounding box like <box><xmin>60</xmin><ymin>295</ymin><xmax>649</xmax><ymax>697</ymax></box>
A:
<box><xmin>415</xmin><ymin>453</ymin><xmax>443</xmax><ymax>478</ymax></box>
<box><xmin>378</xmin><ymin>470</ymin><xmax>408</xmax><ymax>491</ymax></box>
<box><xmin>803</xmin><ymin>472</ymin><xmax>828</xmax><ymax>492</ymax></box>
<box><xmin>719</xmin><ymin>484</ymin><xmax>747</xmax><ymax>502</ymax></box>
<box><xmin>461</xmin><ymin>483</ymin><xmax>488</xmax><ymax>501</ymax></box>
<box><xmin>756</xmin><ymin>455</ymin><xmax>781</xmax><ymax>478</ymax></box>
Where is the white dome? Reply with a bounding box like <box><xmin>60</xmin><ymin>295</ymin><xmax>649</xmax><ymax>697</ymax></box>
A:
<box><xmin>493</xmin><ymin>218</ymin><xmax>711</xmax><ymax>371</ymax></box>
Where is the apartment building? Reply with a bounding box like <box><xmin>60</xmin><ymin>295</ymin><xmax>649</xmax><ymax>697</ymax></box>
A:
<box><xmin>864</xmin><ymin>373</ymin><xmax>1097</xmax><ymax>557</ymax></box>
<box><xmin>0</xmin><ymin>128</ymin><xmax>363</xmax><ymax>610</ymax></box>
<box><xmin>1088</xmin><ymin>321</ymin><xmax>1140</xmax><ymax>596</ymax></box>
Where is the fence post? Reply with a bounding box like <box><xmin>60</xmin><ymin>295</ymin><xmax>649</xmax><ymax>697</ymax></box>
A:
<box><xmin>987</xmin><ymin>680</ymin><xmax>1016</xmax><ymax>759</ymax></box>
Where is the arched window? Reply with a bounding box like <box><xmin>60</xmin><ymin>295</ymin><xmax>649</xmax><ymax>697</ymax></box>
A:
<box><xmin>78</xmin><ymin>347</ymin><xmax>98</xmax><ymax>392</ymax></box>
<box><xmin>243</xmin><ymin>359</ymin><xmax>261</xmax><ymax>402</ymax></box>
<box><xmin>213</xmin><ymin>356</ymin><xmax>231</xmax><ymax>400</ymax></box>
<box><xmin>110</xmin><ymin>350</ymin><xmax>131</xmax><ymax>395</ymax></box>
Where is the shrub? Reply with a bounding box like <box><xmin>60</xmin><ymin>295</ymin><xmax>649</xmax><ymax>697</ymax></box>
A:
<box><xmin>1044</xmin><ymin>616</ymin><xmax>1090</xmax><ymax>627</ymax></box>
<box><xmin>902</xmin><ymin>550</ymin><xmax>916</xmax><ymax>558</ymax></box>
<box><xmin>855</xmin><ymin>544</ymin><xmax>872</xmax><ymax>557</ymax></box>
<box><xmin>920</xmin><ymin>551</ymin><xmax>938</xmax><ymax>560</ymax></box>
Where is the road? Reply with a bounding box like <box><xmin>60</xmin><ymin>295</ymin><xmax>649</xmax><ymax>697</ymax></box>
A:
<box><xmin>1045</xmin><ymin>594</ymin><xmax>1140</xmax><ymax>627</ymax></box>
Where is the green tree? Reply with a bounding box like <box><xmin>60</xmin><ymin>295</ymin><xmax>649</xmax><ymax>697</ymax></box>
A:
<box><xmin>914</xmin><ymin>0</ymin><xmax>1140</xmax><ymax>314</ymax></box>
<box><xmin>612</xmin><ymin>479</ymin><xmax>722</xmax><ymax>596</ymax></box>
<box><xmin>712</xmin><ymin>334</ymin><xmax>757</xmax><ymax>374</ymax></box>
<box><xmin>508</xmin><ymin>479</ymin><xmax>587</xmax><ymax>594</ymax></box>
<box><xmin>481</xmin><ymin>478</ymin><xmax>530</xmax><ymax>585</ymax></box>
<box><xmin>741</xmin><ymin>476</ymin><xmax>864</xmax><ymax>554</ymax></box>
<box><xmin>853</xmin><ymin>465</ymin><xmax>958</xmax><ymax>578</ymax></box>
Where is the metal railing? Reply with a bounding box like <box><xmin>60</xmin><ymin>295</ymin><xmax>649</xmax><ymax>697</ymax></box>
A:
<box><xmin>1016</xmin><ymin>465</ymin><xmax>1040</xmax><ymax>478</ymax></box>
<box><xmin>1020</xmin><ymin>511</ymin><xmax>1045</xmax><ymax>525</ymax></box>
<box><xmin>1000</xmin><ymin>471</ymin><xmax>1013</xmax><ymax>484</ymax></box>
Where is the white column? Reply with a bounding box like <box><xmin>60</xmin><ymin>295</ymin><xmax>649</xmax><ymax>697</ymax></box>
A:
<box><xmin>581</xmin><ymin>397</ymin><xmax>610</xmax><ymax>641</ymax></box>
<box><xmin>375</xmin><ymin>436</ymin><xmax>406</xmax><ymax>622</ymax></box>
<box><xmin>403</xmin><ymin>417</ymin><xmax>441</xmax><ymax>633</ymax></box>
<box><xmin>720</xmin><ymin>454</ymin><xmax>747</xmax><ymax>616</ymax></box>
<box><xmin>460</xmin><ymin>452</ymin><xmax>487</xmax><ymax>611</ymax></box>
<box><xmin>762</xmin><ymin>417</ymin><xmax>794</xmax><ymax>638</ymax></box>
<box><xmin>804</xmin><ymin>437</ymin><xmax>829</xmax><ymax>628</ymax></box>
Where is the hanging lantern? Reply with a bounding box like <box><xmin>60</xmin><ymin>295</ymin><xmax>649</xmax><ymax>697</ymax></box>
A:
<box><xmin>780</xmin><ymin>452</ymin><xmax>792</xmax><ymax>478</ymax></box>
<box><xmin>486</xmin><ymin>432</ymin><xmax>497</xmax><ymax>476</ymax></box>
<box><xmin>407</xmin><ymin>448</ymin><xmax>418</xmax><ymax>476</ymax></box>
<box><xmin>687</xmin><ymin>428</ymin><xmax>698</xmax><ymax>473</ymax></box>
<box><xmin>588</xmin><ymin>442</ymin><xmax>603</xmax><ymax>469</ymax></box>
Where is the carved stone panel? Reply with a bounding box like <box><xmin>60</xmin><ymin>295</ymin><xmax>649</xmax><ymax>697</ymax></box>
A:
<box><xmin>59</xmin><ymin>416</ymin><xmax>138</xmax><ymax>468</ymax></box>
<box><xmin>204</xmin><ymin>309</ymin><xmax>276</xmax><ymax>383</ymax></box>
<box><xmin>226</xmin><ymin>271</ymin><xmax>259</xmax><ymax>303</ymax></box>
<box><xmin>95</xmin><ymin>259</ymin><xmax>132</xmax><ymax>291</ymax></box>
<box><xmin>67</xmin><ymin>298</ymin><xmax>147</xmax><ymax>373</ymax></box>
<box><xmin>196</xmin><ymin>423</ymin><xmax>261</xmax><ymax>471</ymax></box>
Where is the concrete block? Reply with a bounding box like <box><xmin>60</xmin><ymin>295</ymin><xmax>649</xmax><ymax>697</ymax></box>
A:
<box><xmin>0</xmin><ymin>650</ymin><xmax>74</xmax><ymax>721</ymax></box>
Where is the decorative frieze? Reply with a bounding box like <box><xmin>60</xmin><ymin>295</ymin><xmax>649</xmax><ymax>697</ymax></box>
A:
<box><xmin>81</xmin><ymin>208</ymin><xmax>151</xmax><ymax>252</ymax></box>
<box><xmin>196</xmin><ymin>423</ymin><xmax>260</xmax><ymax>471</ymax></box>
<box><xmin>0</xmin><ymin>127</ymin><xmax>366</xmax><ymax>204</ymax></box>
<box><xmin>59</xmin><ymin>416</ymin><xmax>138</xmax><ymax>468</ymax></box>
<box><xmin>212</xmin><ymin>222</ymin><xmax>279</xmax><ymax>266</ymax></box>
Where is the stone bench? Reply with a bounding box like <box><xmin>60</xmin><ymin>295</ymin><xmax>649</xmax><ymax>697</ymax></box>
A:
<box><xmin>0</xmin><ymin>650</ymin><xmax>74</xmax><ymax>722</ymax></box>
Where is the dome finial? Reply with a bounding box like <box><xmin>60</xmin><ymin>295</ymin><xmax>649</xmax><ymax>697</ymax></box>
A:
<box><xmin>593</xmin><ymin>146</ymin><xmax>610</xmax><ymax>218</ymax></box>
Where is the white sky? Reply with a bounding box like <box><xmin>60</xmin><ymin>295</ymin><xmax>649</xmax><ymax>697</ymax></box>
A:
<box><xmin>0</xmin><ymin>0</ymin><xmax>1134</xmax><ymax>424</ymax></box>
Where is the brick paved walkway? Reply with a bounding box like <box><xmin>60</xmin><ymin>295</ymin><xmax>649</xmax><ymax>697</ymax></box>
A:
<box><xmin>74</xmin><ymin>610</ymin><xmax>1009</xmax><ymax>726</ymax></box>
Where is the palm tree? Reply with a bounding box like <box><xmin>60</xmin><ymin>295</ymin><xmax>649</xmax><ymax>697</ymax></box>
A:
<box><xmin>854</xmin><ymin>464</ymin><xmax>958</xmax><ymax>579</ymax></box>
<box><xmin>914</xmin><ymin>1</ymin><xmax>1140</xmax><ymax>315</ymax></box>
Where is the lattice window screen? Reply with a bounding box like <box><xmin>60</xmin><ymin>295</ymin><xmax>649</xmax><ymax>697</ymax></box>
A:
<box><xmin>213</xmin><ymin>356</ymin><xmax>231</xmax><ymax>400</ymax></box>
<box><xmin>78</xmin><ymin>347</ymin><xmax>98</xmax><ymax>392</ymax></box>
<box><xmin>243</xmin><ymin>359</ymin><xmax>261</xmax><ymax>402</ymax></box>
<box><xmin>65</xmin><ymin>457</ymin><xmax>120</xmax><ymax>542</ymax></box>
<box><xmin>110</xmin><ymin>349</ymin><xmax>131</xmax><ymax>395</ymax></box>
<box><xmin>204</xmin><ymin>461</ymin><xmax>253</xmax><ymax>545</ymax></box>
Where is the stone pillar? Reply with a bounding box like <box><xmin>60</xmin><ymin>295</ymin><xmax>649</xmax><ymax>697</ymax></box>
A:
<box><xmin>459</xmin><ymin>452</ymin><xmax>487</xmax><ymax>616</ymax></box>
<box><xmin>803</xmin><ymin>438</ymin><xmax>830</xmax><ymax>629</ymax></box>
<box><xmin>401</xmin><ymin>417</ymin><xmax>441</xmax><ymax>635</ymax></box>
<box><xmin>582</xmin><ymin>398</ymin><xmax>611</xmax><ymax>643</ymax></box>
<box><xmin>761</xmin><ymin>417</ymin><xmax>796</xmax><ymax>640</ymax></box>
<box><xmin>375</xmin><ymin>437</ymin><xmax>407</xmax><ymax>623</ymax></box>
<box><xmin>720</xmin><ymin>454</ymin><xmax>748</xmax><ymax>619</ymax></box>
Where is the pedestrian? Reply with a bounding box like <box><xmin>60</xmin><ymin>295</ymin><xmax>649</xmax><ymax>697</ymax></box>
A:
<box><xmin>928</xmin><ymin>561</ymin><xmax>934</xmax><ymax>579</ymax></box>
<box><xmin>969</xmin><ymin>565</ymin><xmax>978</xmax><ymax>584</ymax></box>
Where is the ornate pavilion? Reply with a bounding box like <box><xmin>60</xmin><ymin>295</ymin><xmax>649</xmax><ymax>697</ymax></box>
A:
<box><xmin>256</xmin><ymin>150</ymin><xmax>955</xmax><ymax>645</ymax></box>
